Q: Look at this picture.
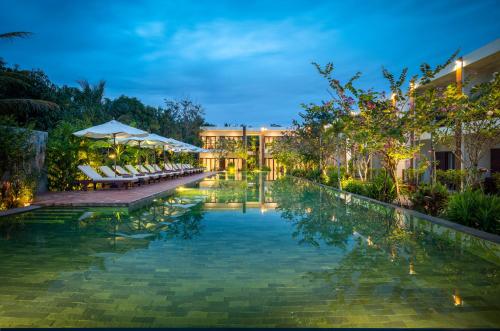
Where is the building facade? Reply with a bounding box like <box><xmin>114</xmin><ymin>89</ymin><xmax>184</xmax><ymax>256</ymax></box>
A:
<box><xmin>199</xmin><ymin>126</ymin><xmax>291</xmax><ymax>172</ymax></box>
<box><xmin>414</xmin><ymin>38</ymin><xmax>500</xmax><ymax>182</ymax></box>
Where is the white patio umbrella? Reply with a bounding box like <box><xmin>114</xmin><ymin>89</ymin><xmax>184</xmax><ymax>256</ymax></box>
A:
<box><xmin>73</xmin><ymin>120</ymin><xmax>149</xmax><ymax>176</ymax></box>
<box><xmin>115</xmin><ymin>133</ymin><xmax>178</xmax><ymax>167</ymax></box>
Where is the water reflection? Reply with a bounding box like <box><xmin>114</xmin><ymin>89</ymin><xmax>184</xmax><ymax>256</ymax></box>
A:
<box><xmin>0</xmin><ymin>172</ymin><xmax>499</xmax><ymax>327</ymax></box>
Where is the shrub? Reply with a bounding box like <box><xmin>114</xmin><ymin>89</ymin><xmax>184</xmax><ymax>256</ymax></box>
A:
<box><xmin>445</xmin><ymin>190</ymin><xmax>500</xmax><ymax>234</ymax></box>
<box><xmin>324</xmin><ymin>166</ymin><xmax>347</xmax><ymax>188</ymax></box>
<box><xmin>365</xmin><ymin>171</ymin><xmax>397</xmax><ymax>203</ymax></box>
<box><xmin>0</xmin><ymin>118</ymin><xmax>39</xmax><ymax>210</ymax></box>
<box><xmin>437</xmin><ymin>169</ymin><xmax>467</xmax><ymax>190</ymax></box>
<box><xmin>411</xmin><ymin>183</ymin><xmax>449</xmax><ymax>216</ymax></box>
<box><xmin>342</xmin><ymin>179</ymin><xmax>367</xmax><ymax>195</ymax></box>
<box><xmin>47</xmin><ymin>121</ymin><xmax>82</xmax><ymax>191</ymax></box>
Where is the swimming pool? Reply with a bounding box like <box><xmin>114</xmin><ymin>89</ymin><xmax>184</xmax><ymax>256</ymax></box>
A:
<box><xmin>0</xmin><ymin>173</ymin><xmax>498</xmax><ymax>327</ymax></box>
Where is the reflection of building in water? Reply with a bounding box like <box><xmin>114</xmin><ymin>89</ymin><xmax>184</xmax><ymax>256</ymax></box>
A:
<box><xmin>196</xmin><ymin>172</ymin><xmax>280</xmax><ymax>212</ymax></box>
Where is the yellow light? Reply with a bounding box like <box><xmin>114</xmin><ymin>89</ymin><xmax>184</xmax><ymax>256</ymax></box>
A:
<box><xmin>260</xmin><ymin>207</ymin><xmax>267</xmax><ymax>214</ymax></box>
<box><xmin>409</xmin><ymin>262</ymin><xmax>416</xmax><ymax>275</ymax></box>
<box><xmin>453</xmin><ymin>290</ymin><xmax>463</xmax><ymax>306</ymax></box>
<box><xmin>23</xmin><ymin>202</ymin><xmax>31</xmax><ymax>207</ymax></box>
<box><xmin>454</xmin><ymin>58</ymin><xmax>464</xmax><ymax>70</ymax></box>
<box><xmin>109</xmin><ymin>153</ymin><xmax>116</xmax><ymax>160</ymax></box>
<box><xmin>261</xmin><ymin>127</ymin><xmax>267</xmax><ymax>132</ymax></box>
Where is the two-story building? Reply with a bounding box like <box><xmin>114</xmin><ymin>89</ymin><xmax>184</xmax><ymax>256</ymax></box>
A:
<box><xmin>199</xmin><ymin>125</ymin><xmax>291</xmax><ymax>172</ymax></box>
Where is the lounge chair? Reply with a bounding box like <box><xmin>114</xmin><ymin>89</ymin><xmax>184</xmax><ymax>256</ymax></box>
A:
<box><xmin>137</xmin><ymin>164</ymin><xmax>161</xmax><ymax>181</ymax></box>
<box><xmin>168</xmin><ymin>163</ymin><xmax>187</xmax><ymax>176</ymax></box>
<box><xmin>144</xmin><ymin>164</ymin><xmax>168</xmax><ymax>179</ymax></box>
<box><xmin>113</xmin><ymin>165</ymin><xmax>151</xmax><ymax>184</ymax></box>
<box><xmin>162</xmin><ymin>164</ymin><xmax>182</xmax><ymax>177</ymax></box>
<box><xmin>125</xmin><ymin>165</ymin><xmax>159</xmax><ymax>182</ymax></box>
<box><xmin>78</xmin><ymin>165</ymin><xmax>137</xmax><ymax>190</ymax></box>
<box><xmin>153</xmin><ymin>164</ymin><xmax>179</xmax><ymax>177</ymax></box>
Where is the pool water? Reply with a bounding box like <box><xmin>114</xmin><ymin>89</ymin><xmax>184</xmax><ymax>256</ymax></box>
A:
<box><xmin>0</xmin><ymin>173</ymin><xmax>499</xmax><ymax>327</ymax></box>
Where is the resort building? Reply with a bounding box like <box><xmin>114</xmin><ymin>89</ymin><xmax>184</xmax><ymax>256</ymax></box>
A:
<box><xmin>414</xmin><ymin>38</ymin><xmax>500</xmax><ymax>182</ymax></box>
<box><xmin>199</xmin><ymin>125</ymin><xmax>291</xmax><ymax>172</ymax></box>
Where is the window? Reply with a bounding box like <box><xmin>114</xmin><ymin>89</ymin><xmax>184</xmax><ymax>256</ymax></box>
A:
<box><xmin>491</xmin><ymin>149</ymin><xmax>500</xmax><ymax>173</ymax></box>
<box><xmin>435</xmin><ymin>151</ymin><xmax>456</xmax><ymax>170</ymax></box>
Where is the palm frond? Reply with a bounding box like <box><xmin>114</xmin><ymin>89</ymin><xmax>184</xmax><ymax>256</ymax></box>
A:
<box><xmin>0</xmin><ymin>99</ymin><xmax>59</xmax><ymax>112</ymax></box>
<box><xmin>0</xmin><ymin>32</ymin><xmax>33</xmax><ymax>40</ymax></box>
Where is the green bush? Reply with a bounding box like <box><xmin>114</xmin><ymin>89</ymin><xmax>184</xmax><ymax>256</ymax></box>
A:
<box><xmin>47</xmin><ymin>121</ymin><xmax>83</xmax><ymax>191</ymax></box>
<box><xmin>324</xmin><ymin>166</ymin><xmax>347</xmax><ymax>188</ymax></box>
<box><xmin>289</xmin><ymin>168</ymin><xmax>324</xmax><ymax>183</ymax></box>
<box><xmin>0</xmin><ymin>118</ymin><xmax>39</xmax><ymax>209</ymax></box>
<box><xmin>411</xmin><ymin>183</ymin><xmax>449</xmax><ymax>216</ymax></box>
<box><xmin>342</xmin><ymin>179</ymin><xmax>367</xmax><ymax>195</ymax></box>
<box><xmin>365</xmin><ymin>171</ymin><xmax>397</xmax><ymax>203</ymax></box>
<box><xmin>445</xmin><ymin>190</ymin><xmax>500</xmax><ymax>234</ymax></box>
<box><xmin>437</xmin><ymin>169</ymin><xmax>467</xmax><ymax>190</ymax></box>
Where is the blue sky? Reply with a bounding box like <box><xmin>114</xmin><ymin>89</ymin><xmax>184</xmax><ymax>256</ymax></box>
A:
<box><xmin>0</xmin><ymin>0</ymin><xmax>499</xmax><ymax>126</ymax></box>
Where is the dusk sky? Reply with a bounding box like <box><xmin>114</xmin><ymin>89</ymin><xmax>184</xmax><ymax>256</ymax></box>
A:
<box><xmin>1</xmin><ymin>0</ymin><xmax>499</xmax><ymax>126</ymax></box>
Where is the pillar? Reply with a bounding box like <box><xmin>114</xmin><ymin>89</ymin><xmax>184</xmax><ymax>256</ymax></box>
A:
<box><xmin>455</xmin><ymin>57</ymin><xmax>464</xmax><ymax>172</ymax></box>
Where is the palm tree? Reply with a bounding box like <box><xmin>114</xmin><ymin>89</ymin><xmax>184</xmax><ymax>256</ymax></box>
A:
<box><xmin>0</xmin><ymin>31</ymin><xmax>59</xmax><ymax>123</ymax></box>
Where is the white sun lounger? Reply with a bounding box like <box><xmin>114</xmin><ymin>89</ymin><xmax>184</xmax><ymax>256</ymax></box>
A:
<box><xmin>78</xmin><ymin>165</ymin><xmax>137</xmax><ymax>190</ymax></box>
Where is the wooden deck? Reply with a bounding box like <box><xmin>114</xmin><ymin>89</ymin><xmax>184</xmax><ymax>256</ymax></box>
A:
<box><xmin>33</xmin><ymin>172</ymin><xmax>215</xmax><ymax>207</ymax></box>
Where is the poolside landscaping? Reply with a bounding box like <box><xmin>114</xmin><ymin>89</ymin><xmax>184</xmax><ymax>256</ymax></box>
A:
<box><xmin>0</xmin><ymin>10</ymin><xmax>499</xmax><ymax>328</ymax></box>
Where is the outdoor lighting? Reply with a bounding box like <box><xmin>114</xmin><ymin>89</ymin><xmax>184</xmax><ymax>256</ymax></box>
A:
<box><xmin>453</xmin><ymin>291</ymin><xmax>463</xmax><ymax>306</ymax></box>
<box><xmin>261</xmin><ymin>127</ymin><xmax>267</xmax><ymax>132</ymax></box>
<box><xmin>455</xmin><ymin>58</ymin><xmax>464</xmax><ymax>70</ymax></box>
<box><xmin>409</xmin><ymin>262</ymin><xmax>416</xmax><ymax>275</ymax></box>
<box><xmin>109</xmin><ymin>153</ymin><xmax>116</xmax><ymax>160</ymax></box>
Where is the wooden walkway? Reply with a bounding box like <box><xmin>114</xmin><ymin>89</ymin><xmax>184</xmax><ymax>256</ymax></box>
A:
<box><xmin>33</xmin><ymin>172</ymin><xmax>215</xmax><ymax>207</ymax></box>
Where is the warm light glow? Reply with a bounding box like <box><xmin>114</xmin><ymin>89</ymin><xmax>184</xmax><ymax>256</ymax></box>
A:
<box><xmin>261</xmin><ymin>127</ymin><xmax>267</xmax><ymax>132</ymax></box>
<box><xmin>260</xmin><ymin>207</ymin><xmax>267</xmax><ymax>214</ymax></box>
<box><xmin>409</xmin><ymin>262</ymin><xmax>416</xmax><ymax>275</ymax></box>
<box><xmin>454</xmin><ymin>58</ymin><xmax>464</xmax><ymax>70</ymax></box>
<box><xmin>367</xmin><ymin>236</ymin><xmax>373</xmax><ymax>246</ymax></box>
<box><xmin>23</xmin><ymin>202</ymin><xmax>31</xmax><ymax>207</ymax></box>
<box><xmin>453</xmin><ymin>291</ymin><xmax>463</xmax><ymax>306</ymax></box>
<box><xmin>305</xmin><ymin>208</ymin><xmax>312</xmax><ymax>214</ymax></box>
<box><xmin>109</xmin><ymin>153</ymin><xmax>116</xmax><ymax>159</ymax></box>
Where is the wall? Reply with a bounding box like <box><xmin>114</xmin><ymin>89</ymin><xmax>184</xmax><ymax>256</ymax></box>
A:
<box><xmin>31</xmin><ymin>130</ymin><xmax>48</xmax><ymax>193</ymax></box>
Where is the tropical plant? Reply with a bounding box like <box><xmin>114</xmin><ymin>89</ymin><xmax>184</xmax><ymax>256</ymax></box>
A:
<box><xmin>410</xmin><ymin>183</ymin><xmax>449</xmax><ymax>216</ymax></box>
<box><xmin>0</xmin><ymin>116</ymin><xmax>38</xmax><ymax>209</ymax></box>
<box><xmin>46</xmin><ymin>121</ymin><xmax>84</xmax><ymax>191</ymax></box>
<box><xmin>365</xmin><ymin>171</ymin><xmax>397</xmax><ymax>203</ymax></box>
<box><xmin>445</xmin><ymin>190</ymin><xmax>500</xmax><ymax>234</ymax></box>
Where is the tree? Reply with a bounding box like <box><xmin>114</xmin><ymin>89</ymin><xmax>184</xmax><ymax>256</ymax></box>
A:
<box><xmin>0</xmin><ymin>32</ymin><xmax>59</xmax><ymax>128</ymax></box>
<box><xmin>433</xmin><ymin>74</ymin><xmax>500</xmax><ymax>187</ymax></box>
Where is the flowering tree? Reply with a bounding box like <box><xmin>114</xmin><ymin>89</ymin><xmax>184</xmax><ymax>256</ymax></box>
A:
<box><xmin>434</xmin><ymin>73</ymin><xmax>500</xmax><ymax>187</ymax></box>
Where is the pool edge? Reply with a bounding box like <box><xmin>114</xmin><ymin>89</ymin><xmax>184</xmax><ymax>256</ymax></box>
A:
<box><xmin>292</xmin><ymin>176</ymin><xmax>500</xmax><ymax>244</ymax></box>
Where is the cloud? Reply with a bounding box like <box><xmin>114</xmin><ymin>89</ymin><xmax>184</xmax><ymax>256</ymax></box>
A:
<box><xmin>142</xmin><ymin>19</ymin><xmax>336</xmax><ymax>61</ymax></box>
<box><xmin>135</xmin><ymin>21</ymin><xmax>165</xmax><ymax>38</ymax></box>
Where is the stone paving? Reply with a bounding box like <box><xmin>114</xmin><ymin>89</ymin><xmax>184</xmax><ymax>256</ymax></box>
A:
<box><xmin>33</xmin><ymin>172</ymin><xmax>215</xmax><ymax>207</ymax></box>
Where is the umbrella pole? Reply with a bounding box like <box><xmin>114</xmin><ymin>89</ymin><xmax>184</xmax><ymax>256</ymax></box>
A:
<box><xmin>113</xmin><ymin>134</ymin><xmax>117</xmax><ymax>177</ymax></box>
<box><xmin>138</xmin><ymin>141</ymin><xmax>142</xmax><ymax>166</ymax></box>
<box><xmin>163</xmin><ymin>145</ymin><xmax>166</xmax><ymax>168</ymax></box>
